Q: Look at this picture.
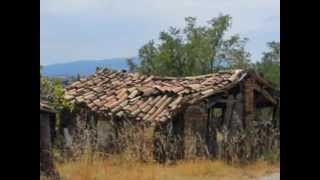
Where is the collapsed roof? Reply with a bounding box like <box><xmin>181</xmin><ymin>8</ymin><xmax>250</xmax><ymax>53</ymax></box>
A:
<box><xmin>64</xmin><ymin>69</ymin><xmax>276</xmax><ymax>124</ymax></box>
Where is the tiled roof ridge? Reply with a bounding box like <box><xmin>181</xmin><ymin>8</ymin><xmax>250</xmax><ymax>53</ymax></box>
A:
<box><xmin>93</xmin><ymin>68</ymin><xmax>244</xmax><ymax>80</ymax></box>
<box><xmin>153</xmin><ymin>69</ymin><xmax>243</xmax><ymax>80</ymax></box>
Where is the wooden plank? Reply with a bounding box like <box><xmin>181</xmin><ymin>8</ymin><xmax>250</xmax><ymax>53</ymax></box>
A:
<box><xmin>253</xmin><ymin>84</ymin><xmax>277</xmax><ymax>105</ymax></box>
<box><xmin>231</xmin><ymin>93</ymin><xmax>244</xmax><ymax>130</ymax></box>
<box><xmin>223</xmin><ymin>95</ymin><xmax>235</xmax><ymax>128</ymax></box>
<box><xmin>251</xmin><ymin>70</ymin><xmax>274</xmax><ymax>88</ymax></box>
<box><xmin>244</xmin><ymin>78</ymin><xmax>255</xmax><ymax>113</ymax></box>
<box><xmin>217</xmin><ymin>99</ymin><xmax>239</xmax><ymax>104</ymax></box>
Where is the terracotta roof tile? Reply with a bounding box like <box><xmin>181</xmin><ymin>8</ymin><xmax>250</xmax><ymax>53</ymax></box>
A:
<box><xmin>64</xmin><ymin>69</ymin><xmax>246</xmax><ymax>123</ymax></box>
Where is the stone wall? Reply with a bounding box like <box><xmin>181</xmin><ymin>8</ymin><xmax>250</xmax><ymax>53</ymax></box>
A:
<box><xmin>59</xmin><ymin>82</ymin><xmax>279</xmax><ymax>164</ymax></box>
<box><xmin>40</xmin><ymin>113</ymin><xmax>58</xmax><ymax>177</ymax></box>
<box><xmin>183</xmin><ymin>102</ymin><xmax>208</xmax><ymax>158</ymax></box>
<box><xmin>97</xmin><ymin>118</ymin><xmax>117</xmax><ymax>153</ymax></box>
<box><xmin>142</xmin><ymin>124</ymin><xmax>156</xmax><ymax>161</ymax></box>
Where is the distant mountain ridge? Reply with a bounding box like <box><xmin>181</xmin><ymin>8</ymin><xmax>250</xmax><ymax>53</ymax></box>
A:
<box><xmin>42</xmin><ymin>57</ymin><xmax>140</xmax><ymax>77</ymax></box>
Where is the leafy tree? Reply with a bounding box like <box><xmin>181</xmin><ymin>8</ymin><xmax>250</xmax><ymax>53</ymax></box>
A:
<box><xmin>216</xmin><ymin>35</ymin><xmax>252</xmax><ymax>70</ymax></box>
<box><xmin>137</xmin><ymin>15</ymin><xmax>251</xmax><ymax>76</ymax></box>
<box><xmin>255</xmin><ymin>41</ymin><xmax>280</xmax><ymax>88</ymax></box>
<box><xmin>96</xmin><ymin>67</ymin><xmax>102</xmax><ymax>72</ymax></box>
<box><xmin>40</xmin><ymin>66</ymin><xmax>73</xmax><ymax>111</ymax></box>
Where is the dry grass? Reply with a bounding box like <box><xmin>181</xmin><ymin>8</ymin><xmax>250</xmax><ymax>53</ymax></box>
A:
<box><xmin>55</xmin><ymin>155</ymin><xmax>279</xmax><ymax>180</ymax></box>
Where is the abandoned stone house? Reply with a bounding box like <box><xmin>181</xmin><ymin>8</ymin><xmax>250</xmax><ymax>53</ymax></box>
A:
<box><xmin>40</xmin><ymin>100</ymin><xmax>58</xmax><ymax>177</ymax></box>
<box><xmin>62</xmin><ymin>68</ymin><xmax>280</xmax><ymax>163</ymax></box>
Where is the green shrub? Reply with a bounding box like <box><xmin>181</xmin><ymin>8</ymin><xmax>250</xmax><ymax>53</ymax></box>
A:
<box><xmin>261</xmin><ymin>149</ymin><xmax>279</xmax><ymax>164</ymax></box>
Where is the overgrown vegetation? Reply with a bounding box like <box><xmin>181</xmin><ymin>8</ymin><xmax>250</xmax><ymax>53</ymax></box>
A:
<box><xmin>45</xmin><ymin>117</ymin><xmax>279</xmax><ymax>179</ymax></box>
<box><xmin>41</xmin><ymin>65</ymin><xmax>74</xmax><ymax>129</ymax></box>
<box><xmin>42</xmin><ymin>116</ymin><xmax>279</xmax><ymax>179</ymax></box>
<box><xmin>261</xmin><ymin>149</ymin><xmax>280</xmax><ymax>164</ymax></box>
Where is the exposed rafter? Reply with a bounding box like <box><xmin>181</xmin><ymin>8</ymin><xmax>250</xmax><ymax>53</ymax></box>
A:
<box><xmin>253</xmin><ymin>84</ymin><xmax>277</xmax><ymax>105</ymax></box>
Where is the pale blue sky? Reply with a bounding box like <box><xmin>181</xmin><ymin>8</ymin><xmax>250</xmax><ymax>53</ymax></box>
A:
<box><xmin>40</xmin><ymin>0</ymin><xmax>279</xmax><ymax>65</ymax></box>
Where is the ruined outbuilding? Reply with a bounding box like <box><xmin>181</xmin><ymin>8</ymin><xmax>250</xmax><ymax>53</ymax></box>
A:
<box><xmin>62</xmin><ymin>69</ymin><xmax>280</xmax><ymax>163</ymax></box>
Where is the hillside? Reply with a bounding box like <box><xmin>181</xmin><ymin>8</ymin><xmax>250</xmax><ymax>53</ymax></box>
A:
<box><xmin>42</xmin><ymin>57</ymin><xmax>140</xmax><ymax>77</ymax></box>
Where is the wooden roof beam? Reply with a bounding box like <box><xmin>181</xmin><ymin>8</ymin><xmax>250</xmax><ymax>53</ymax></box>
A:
<box><xmin>253</xmin><ymin>84</ymin><xmax>277</xmax><ymax>105</ymax></box>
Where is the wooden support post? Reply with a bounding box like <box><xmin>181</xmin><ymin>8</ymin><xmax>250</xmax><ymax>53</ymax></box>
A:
<box><xmin>253</xmin><ymin>84</ymin><xmax>277</xmax><ymax>105</ymax></box>
<box><xmin>223</xmin><ymin>95</ymin><xmax>235</xmax><ymax>128</ymax></box>
<box><xmin>207</xmin><ymin>107</ymin><xmax>214</xmax><ymax>156</ymax></box>
<box><xmin>243</xmin><ymin>78</ymin><xmax>256</xmax><ymax>129</ymax></box>
<box><xmin>231</xmin><ymin>93</ymin><xmax>244</xmax><ymax>131</ymax></box>
<box><xmin>272</xmin><ymin>103</ymin><xmax>280</xmax><ymax>128</ymax></box>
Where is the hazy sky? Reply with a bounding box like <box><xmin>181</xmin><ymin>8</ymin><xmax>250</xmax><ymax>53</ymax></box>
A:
<box><xmin>40</xmin><ymin>0</ymin><xmax>280</xmax><ymax>65</ymax></box>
